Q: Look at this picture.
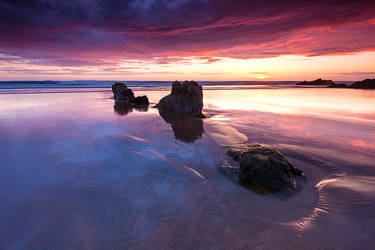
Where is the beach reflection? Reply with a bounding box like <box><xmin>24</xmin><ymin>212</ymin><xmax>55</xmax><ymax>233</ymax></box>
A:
<box><xmin>114</xmin><ymin>101</ymin><xmax>149</xmax><ymax>116</ymax></box>
<box><xmin>204</xmin><ymin>87</ymin><xmax>375</xmax><ymax>123</ymax></box>
<box><xmin>0</xmin><ymin>85</ymin><xmax>374</xmax><ymax>249</ymax></box>
<box><xmin>159</xmin><ymin>109</ymin><xmax>204</xmax><ymax>143</ymax></box>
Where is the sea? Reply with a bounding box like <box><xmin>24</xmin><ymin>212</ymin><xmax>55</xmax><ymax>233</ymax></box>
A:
<box><xmin>0</xmin><ymin>81</ymin><xmax>374</xmax><ymax>249</ymax></box>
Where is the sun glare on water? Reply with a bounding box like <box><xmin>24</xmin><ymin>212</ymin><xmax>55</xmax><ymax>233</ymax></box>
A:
<box><xmin>255</xmin><ymin>75</ymin><xmax>267</xmax><ymax>79</ymax></box>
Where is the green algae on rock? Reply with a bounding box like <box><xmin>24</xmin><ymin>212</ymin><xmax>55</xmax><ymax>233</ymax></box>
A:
<box><xmin>225</xmin><ymin>144</ymin><xmax>304</xmax><ymax>191</ymax></box>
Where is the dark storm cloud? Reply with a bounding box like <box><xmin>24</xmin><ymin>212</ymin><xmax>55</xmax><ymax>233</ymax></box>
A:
<box><xmin>0</xmin><ymin>0</ymin><xmax>375</xmax><ymax>65</ymax></box>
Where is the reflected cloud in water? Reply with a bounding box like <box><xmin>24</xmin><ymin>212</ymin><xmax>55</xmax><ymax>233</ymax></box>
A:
<box><xmin>158</xmin><ymin>109</ymin><xmax>204</xmax><ymax>143</ymax></box>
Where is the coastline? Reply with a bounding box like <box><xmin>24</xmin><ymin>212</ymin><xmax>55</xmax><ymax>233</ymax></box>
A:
<box><xmin>0</xmin><ymin>84</ymin><xmax>374</xmax><ymax>249</ymax></box>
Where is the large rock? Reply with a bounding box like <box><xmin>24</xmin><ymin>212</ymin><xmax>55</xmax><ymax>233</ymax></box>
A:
<box><xmin>111</xmin><ymin>82</ymin><xmax>149</xmax><ymax>107</ymax></box>
<box><xmin>296</xmin><ymin>78</ymin><xmax>334</xmax><ymax>86</ymax></box>
<box><xmin>155</xmin><ymin>81</ymin><xmax>205</xmax><ymax>118</ymax></box>
<box><xmin>112</xmin><ymin>82</ymin><xmax>126</xmax><ymax>94</ymax></box>
<box><xmin>112</xmin><ymin>82</ymin><xmax>134</xmax><ymax>102</ymax></box>
<box><xmin>349</xmin><ymin>79</ymin><xmax>375</xmax><ymax>89</ymax></box>
<box><xmin>225</xmin><ymin>144</ymin><xmax>304</xmax><ymax>191</ymax></box>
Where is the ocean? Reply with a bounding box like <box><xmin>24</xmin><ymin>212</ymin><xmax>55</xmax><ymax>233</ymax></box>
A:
<box><xmin>0</xmin><ymin>82</ymin><xmax>374</xmax><ymax>249</ymax></box>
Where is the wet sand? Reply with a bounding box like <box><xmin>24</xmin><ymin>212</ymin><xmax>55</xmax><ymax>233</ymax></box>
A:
<box><xmin>0</xmin><ymin>85</ymin><xmax>374</xmax><ymax>249</ymax></box>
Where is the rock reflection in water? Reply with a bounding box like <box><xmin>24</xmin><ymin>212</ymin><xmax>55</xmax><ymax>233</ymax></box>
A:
<box><xmin>159</xmin><ymin>109</ymin><xmax>204</xmax><ymax>143</ymax></box>
<box><xmin>114</xmin><ymin>101</ymin><xmax>149</xmax><ymax>116</ymax></box>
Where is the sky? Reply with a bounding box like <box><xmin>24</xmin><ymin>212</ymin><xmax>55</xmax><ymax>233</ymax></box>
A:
<box><xmin>0</xmin><ymin>0</ymin><xmax>375</xmax><ymax>81</ymax></box>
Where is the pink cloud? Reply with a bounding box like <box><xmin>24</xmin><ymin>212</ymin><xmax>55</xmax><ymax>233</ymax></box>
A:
<box><xmin>0</xmin><ymin>0</ymin><xmax>374</xmax><ymax>68</ymax></box>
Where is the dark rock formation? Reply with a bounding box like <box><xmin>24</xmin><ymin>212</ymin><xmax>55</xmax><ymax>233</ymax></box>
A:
<box><xmin>132</xmin><ymin>96</ymin><xmax>149</xmax><ymax>106</ymax></box>
<box><xmin>111</xmin><ymin>82</ymin><xmax>150</xmax><ymax>110</ymax></box>
<box><xmin>155</xmin><ymin>81</ymin><xmax>205</xmax><ymax>118</ymax></box>
<box><xmin>219</xmin><ymin>160</ymin><xmax>278</xmax><ymax>195</ymax></box>
<box><xmin>296</xmin><ymin>78</ymin><xmax>334</xmax><ymax>86</ymax></box>
<box><xmin>112</xmin><ymin>82</ymin><xmax>125</xmax><ymax>94</ymax></box>
<box><xmin>225</xmin><ymin>147</ymin><xmax>242</xmax><ymax>161</ymax></box>
<box><xmin>225</xmin><ymin>144</ymin><xmax>304</xmax><ymax>191</ymax></box>
<box><xmin>328</xmin><ymin>83</ymin><xmax>348</xmax><ymax>88</ymax></box>
<box><xmin>159</xmin><ymin>109</ymin><xmax>204</xmax><ymax>143</ymax></box>
<box><xmin>349</xmin><ymin>79</ymin><xmax>375</xmax><ymax>89</ymax></box>
<box><xmin>112</xmin><ymin>82</ymin><xmax>135</xmax><ymax>102</ymax></box>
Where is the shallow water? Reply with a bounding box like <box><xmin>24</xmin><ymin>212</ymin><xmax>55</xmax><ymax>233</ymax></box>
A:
<box><xmin>0</xmin><ymin>85</ymin><xmax>374</xmax><ymax>249</ymax></box>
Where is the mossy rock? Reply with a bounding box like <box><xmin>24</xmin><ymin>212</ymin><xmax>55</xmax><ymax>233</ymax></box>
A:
<box><xmin>226</xmin><ymin>144</ymin><xmax>304</xmax><ymax>191</ymax></box>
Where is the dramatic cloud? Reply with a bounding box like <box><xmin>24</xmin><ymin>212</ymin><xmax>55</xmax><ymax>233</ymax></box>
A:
<box><xmin>0</xmin><ymin>0</ymin><xmax>374</xmax><ymax>79</ymax></box>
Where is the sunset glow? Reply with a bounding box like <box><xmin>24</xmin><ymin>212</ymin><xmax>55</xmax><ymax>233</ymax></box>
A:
<box><xmin>1</xmin><ymin>0</ymin><xmax>375</xmax><ymax>81</ymax></box>
<box><xmin>1</xmin><ymin>1</ymin><xmax>375</xmax><ymax>248</ymax></box>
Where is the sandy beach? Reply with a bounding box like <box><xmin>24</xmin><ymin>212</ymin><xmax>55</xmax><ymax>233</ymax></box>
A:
<box><xmin>0</xmin><ymin>83</ymin><xmax>374</xmax><ymax>249</ymax></box>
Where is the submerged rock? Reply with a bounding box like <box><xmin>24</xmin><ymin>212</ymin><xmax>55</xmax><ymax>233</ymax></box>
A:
<box><xmin>296</xmin><ymin>78</ymin><xmax>334</xmax><ymax>86</ymax></box>
<box><xmin>155</xmin><ymin>81</ymin><xmax>205</xmax><ymax>118</ymax></box>
<box><xmin>225</xmin><ymin>144</ymin><xmax>304</xmax><ymax>191</ymax></box>
<box><xmin>349</xmin><ymin>79</ymin><xmax>375</xmax><ymax>89</ymax></box>
<box><xmin>328</xmin><ymin>83</ymin><xmax>348</xmax><ymax>88</ymax></box>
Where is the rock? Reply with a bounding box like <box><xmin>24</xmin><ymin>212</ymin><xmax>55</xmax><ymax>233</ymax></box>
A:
<box><xmin>328</xmin><ymin>83</ymin><xmax>348</xmax><ymax>88</ymax></box>
<box><xmin>112</xmin><ymin>82</ymin><xmax>126</xmax><ymax>94</ymax></box>
<box><xmin>159</xmin><ymin>109</ymin><xmax>204</xmax><ymax>143</ymax></box>
<box><xmin>218</xmin><ymin>160</ymin><xmax>278</xmax><ymax>195</ymax></box>
<box><xmin>131</xmin><ymin>95</ymin><xmax>149</xmax><ymax>106</ymax></box>
<box><xmin>111</xmin><ymin>83</ymin><xmax>150</xmax><ymax>110</ymax></box>
<box><xmin>226</xmin><ymin>144</ymin><xmax>304</xmax><ymax>191</ymax></box>
<box><xmin>349</xmin><ymin>79</ymin><xmax>375</xmax><ymax>89</ymax></box>
<box><xmin>112</xmin><ymin>82</ymin><xmax>134</xmax><ymax>102</ymax></box>
<box><xmin>225</xmin><ymin>147</ymin><xmax>242</xmax><ymax>161</ymax></box>
<box><xmin>155</xmin><ymin>81</ymin><xmax>205</xmax><ymax>118</ymax></box>
<box><xmin>296</xmin><ymin>78</ymin><xmax>334</xmax><ymax>86</ymax></box>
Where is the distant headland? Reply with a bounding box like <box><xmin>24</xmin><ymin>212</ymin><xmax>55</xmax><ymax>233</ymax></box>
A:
<box><xmin>296</xmin><ymin>78</ymin><xmax>375</xmax><ymax>89</ymax></box>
